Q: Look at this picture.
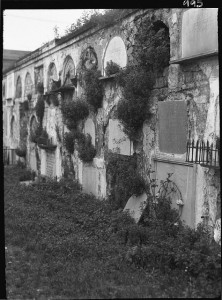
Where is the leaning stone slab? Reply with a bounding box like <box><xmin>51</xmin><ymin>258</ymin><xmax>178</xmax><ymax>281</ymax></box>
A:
<box><xmin>123</xmin><ymin>192</ymin><xmax>148</xmax><ymax>223</ymax></box>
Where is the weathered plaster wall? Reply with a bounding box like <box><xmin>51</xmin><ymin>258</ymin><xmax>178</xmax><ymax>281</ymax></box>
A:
<box><xmin>3</xmin><ymin>9</ymin><xmax>219</xmax><ymax>229</ymax></box>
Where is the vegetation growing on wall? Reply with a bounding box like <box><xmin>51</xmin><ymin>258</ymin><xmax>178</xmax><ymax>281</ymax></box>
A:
<box><xmin>63</xmin><ymin>9</ymin><xmax>135</xmax><ymax>37</ymax></box>
<box><xmin>116</xmin><ymin>66</ymin><xmax>155</xmax><ymax>140</ymax></box>
<box><xmin>35</xmin><ymin>95</ymin><xmax>45</xmax><ymax>125</ymax></box>
<box><xmin>107</xmin><ymin>154</ymin><xmax>146</xmax><ymax>209</ymax></box>
<box><xmin>22</xmin><ymin>100</ymin><xmax>29</xmax><ymax>111</ymax></box>
<box><xmin>36</xmin><ymin>82</ymin><xmax>44</xmax><ymax>94</ymax></box>
<box><xmin>61</xmin><ymin>97</ymin><xmax>89</xmax><ymax>130</ymax></box>
<box><xmin>116</xmin><ymin>19</ymin><xmax>170</xmax><ymax>141</ymax></box>
<box><xmin>15</xmin><ymin>147</ymin><xmax>26</xmax><ymax>158</ymax></box>
<box><xmin>27</xmin><ymin>93</ymin><xmax>32</xmax><ymax>101</ymax></box>
<box><xmin>30</xmin><ymin>124</ymin><xmax>43</xmax><ymax>143</ymax></box>
<box><xmin>81</xmin><ymin>69</ymin><xmax>103</xmax><ymax>111</ymax></box>
<box><xmin>105</xmin><ymin>60</ymin><xmax>121</xmax><ymax>76</ymax></box>
<box><xmin>61</xmin><ymin>98</ymin><xmax>96</xmax><ymax>163</ymax></box>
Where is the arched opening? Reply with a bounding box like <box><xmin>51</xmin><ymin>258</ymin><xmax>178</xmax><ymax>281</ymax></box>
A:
<box><xmin>47</xmin><ymin>62</ymin><xmax>58</xmax><ymax>92</ymax></box>
<box><xmin>16</xmin><ymin>76</ymin><xmax>22</xmax><ymax>98</ymax></box>
<box><xmin>103</xmin><ymin>36</ymin><xmax>127</xmax><ymax>76</ymax></box>
<box><xmin>63</xmin><ymin>56</ymin><xmax>75</xmax><ymax>86</ymax></box>
<box><xmin>81</xmin><ymin>46</ymin><xmax>98</xmax><ymax>70</ymax></box>
<box><xmin>30</xmin><ymin>115</ymin><xmax>38</xmax><ymax>137</ymax></box>
<box><xmin>11</xmin><ymin>116</ymin><xmax>16</xmax><ymax>139</ymax></box>
<box><xmin>24</xmin><ymin>72</ymin><xmax>33</xmax><ymax>98</ymax></box>
<box><xmin>84</xmin><ymin>118</ymin><xmax>96</xmax><ymax>146</ymax></box>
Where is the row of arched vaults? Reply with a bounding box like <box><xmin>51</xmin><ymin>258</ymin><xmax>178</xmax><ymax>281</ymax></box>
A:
<box><xmin>15</xmin><ymin>55</ymin><xmax>76</xmax><ymax>100</ymax></box>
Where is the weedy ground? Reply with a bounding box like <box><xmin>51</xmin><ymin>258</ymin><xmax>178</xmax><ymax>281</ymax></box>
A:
<box><xmin>4</xmin><ymin>165</ymin><xmax>221</xmax><ymax>299</ymax></box>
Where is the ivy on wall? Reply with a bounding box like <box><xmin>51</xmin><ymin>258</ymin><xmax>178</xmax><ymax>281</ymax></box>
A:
<box><xmin>61</xmin><ymin>97</ymin><xmax>96</xmax><ymax>163</ymax></box>
<box><xmin>107</xmin><ymin>154</ymin><xmax>146</xmax><ymax>209</ymax></box>
<box><xmin>61</xmin><ymin>97</ymin><xmax>89</xmax><ymax>131</ymax></box>
<box><xmin>115</xmin><ymin>19</ymin><xmax>170</xmax><ymax>141</ymax></box>
<box><xmin>81</xmin><ymin>69</ymin><xmax>103</xmax><ymax>111</ymax></box>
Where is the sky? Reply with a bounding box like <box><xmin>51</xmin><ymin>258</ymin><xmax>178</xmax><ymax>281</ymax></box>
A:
<box><xmin>3</xmin><ymin>9</ymin><xmax>105</xmax><ymax>51</ymax></box>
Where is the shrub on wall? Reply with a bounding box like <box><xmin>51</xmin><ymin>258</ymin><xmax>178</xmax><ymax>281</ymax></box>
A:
<box><xmin>78</xmin><ymin>134</ymin><xmax>96</xmax><ymax>163</ymax></box>
<box><xmin>51</xmin><ymin>94</ymin><xmax>59</xmax><ymax>107</ymax></box>
<box><xmin>64</xmin><ymin>132</ymin><xmax>75</xmax><ymax>154</ymax></box>
<box><xmin>36</xmin><ymin>82</ymin><xmax>44</xmax><ymax>94</ymax></box>
<box><xmin>107</xmin><ymin>155</ymin><xmax>146</xmax><ymax>209</ymax></box>
<box><xmin>22</xmin><ymin>100</ymin><xmax>29</xmax><ymax>111</ymax></box>
<box><xmin>30</xmin><ymin>124</ymin><xmax>43</xmax><ymax>143</ymax></box>
<box><xmin>115</xmin><ymin>20</ymin><xmax>170</xmax><ymax>141</ymax></box>
<box><xmin>82</xmin><ymin>69</ymin><xmax>103</xmax><ymax>110</ymax></box>
<box><xmin>15</xmin><ymin>147</ymin><xmax>26</xmax><ymax>158</ymax></box>
<box><xmin>105</xmin><ymin>60</ymin><xmax>121</xmax><ymax>76</ymax></box>
<box><xmin>35</xmin><ymin>95</ymin><xmax>45</xmax><ymax>124</ymax></box>
<box><xmin>64</xmin><ymin>130</ymin><xmax>96</xmax><ymax>163</ymax></box>
<box><xmin>116</xmin><ymin>66</ymin><xmax>154</xmax><ymax>140</ymax></box>
<box><xmin>61</xmin><ymin>97</ymin><xmax>89</xmax><ymax>131</ymax></box>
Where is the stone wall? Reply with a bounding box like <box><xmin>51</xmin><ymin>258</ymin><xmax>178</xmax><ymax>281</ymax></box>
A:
<box><xmin>2</xmin><ymin>8</ymin><xmax>220</xmax><ymax>229</ymax></box>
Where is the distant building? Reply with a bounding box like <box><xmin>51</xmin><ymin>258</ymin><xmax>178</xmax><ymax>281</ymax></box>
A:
<box><xmin>3</xmin><ymin>49</ymin><xmax>31</xmax><ymax>73</ymax></box>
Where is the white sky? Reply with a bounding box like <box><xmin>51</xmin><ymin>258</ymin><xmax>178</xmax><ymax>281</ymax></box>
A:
<box><xmin>3</xmin><ymin>9</ymin><xmax>105</xmax><ymax>51</ymax></box>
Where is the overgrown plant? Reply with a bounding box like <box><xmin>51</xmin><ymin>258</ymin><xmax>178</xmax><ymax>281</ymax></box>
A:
<box><xmin>105</xmin><ymin>60</ymin><xmax>121</xmax><ymax>76</ymax></box>
<box><xmin>35</xmin><ymin>95</ymin><xmax>45</xmax><ymax>125</ymax></box>
<box><xmin>78</xmin><ymin>134</ymin><xmax>96</xmax><ymax>163</ymax></box>
<box><xmin>64</xmin><ymin>130</ymin><xmax>96</xmax><ymax>163</ymax></box>
<box><xmin>51</xmin><ymin>94</ymin><xmax>59</xmax><ymax>107</ymax></box>
<box><xmin>115</xmin><ymin>19</ymin><xmax>170</xmax><ymax>140</ymax></box>
<box><xmin>107</xmin><ymin>154</ymin><xmax>146</xmax><ymax>209</ymax></box>
<box><xmin>30</xmin><ymin>124</ymin><xmax>43</xmax><ymax>143</ymax></box>
<box><xmin>15</xmin><ymin>147</ymin><xmax>26</xmax><ymax>158</ymax></box>
<box><xmin>27</xmin><ymin>93</ymin><xmax>32</xmax><ymax>101</ymax></box>
<box><xmin>82</xmin><ymin>69</ymin><xmax>103</xmax><ymax>110</ymax></box>
<box><xmin>64</xmin><ymin>9</ymin><xmax>134</xmax><ymax>37</ymax></box>
<box><xmin>61</xmin><ymin>97</ymin><xmax>89</xmax><ymax>131</ymax></box>
<box><xmin>36</xmin><ymin>82</ymin><xmax>44</xmax><ymax>94</ymax></box>
<box><xmin>116</xmin><ymin>66</ymin><xmax>154</xmax><ymax>140</ymax></box>
<box><xmin>22</xmin><ymin>100</ymin><xmax>29</xmax><ymax>111</ymax></box>
<box><xmin>19</xmin><ymin>169</ymin><xmax>36</xmax><ymax>182</ymax></box>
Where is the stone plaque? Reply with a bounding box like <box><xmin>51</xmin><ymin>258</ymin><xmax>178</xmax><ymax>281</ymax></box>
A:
<box><xmin>84</xmin><ymin>118</ymin><xmax>95</xmax><ymax>146</ymax></box>
<box><xmin>108</xmin><ymin>119</ymin><xmax>132</xmax><ymax>155</ymax></box>
<box><xmin>30</xmin><ymin>149</ymin><xmax>37</xmax><ymax>172</ymax></box>
<box><xmin>182</xmin><ymin>8</ymin><xmax>218</xmax><ymax>58</ymax></box>
<box><xmin>158</xmin><ymin>101</ymin><xmax>187</xmax><ymax>154</ymax></box>
<box><xmin>124</xmin><ymin>192</ymin><xmax>148</xmax><ymax>223</ymax></box>
<box><xmin>154</xmin><ymin>160</ymin><xmax>195</xmax><ymax>228</ymax></box>
<box><xmin>103</xmin><ymin>36</ymin><xmax>127</xmax><ymax>74</ymax></box>
<box><xmin>82</xmin><ymin>165</ymin><xmax>97</xmax><ymax>195</ymax></box>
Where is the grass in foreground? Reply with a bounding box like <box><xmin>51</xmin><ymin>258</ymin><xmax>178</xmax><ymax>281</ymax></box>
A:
<box><xmin>4</xmin><ymin>165</ymin><xmax>221</xmax><ymax>299</ymax></box>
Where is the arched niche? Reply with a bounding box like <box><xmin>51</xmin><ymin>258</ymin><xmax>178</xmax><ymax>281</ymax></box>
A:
<box><xmin>63</xmin><ymin>56</ymin><xmax>75</xmax><ymax>86</ymax></box>
<box><xmin>81</xmin><ymin>46</ymin><xmax>98</xmax><ymax>70</ymax></box>
<box><xmin>11</xmin><ymin>116</ymin><xmax>16</xmax><ymax>139</ymax></box>
<box><xmin>30</xmin><ymin>115</ymin><xmax>38</xmax><ymax>136</ymax></box>
<box><xmin>15</xmin><ymin>76</ymin><xmax>22</xmax><ymax>98</ymax></box>
<box><xmin>24</xmin><ymin>72</ymin><xmax>33</xmax><ymax>97</ymax></box>
<box><xmin>84</xmin><ymin>118</ymin><xmax>95</xmax><ymax>146</ymax></box>
<box><xmin>47</xmin><ymin>62</ymin><xmax>58</xmax><ymax>91</ymax></box>
<box><xmin>108</xmin><ymin>119</ymin><xmax>132</xmax><ymax>155</ymax></box>
<box><xmin>103</xmin><ymin>36</ymin><xmax>127</xmax><ymax>75</ymax></box>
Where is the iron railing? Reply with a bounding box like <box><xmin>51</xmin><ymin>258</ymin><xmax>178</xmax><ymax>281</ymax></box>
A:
<box><xmin>3</xmin><ymin>148</ymin><xmax>17</xmax><ymax>165</ymax></box>
<box><xmin>186</xmin><ymin>140</ymin><xmax>220</xmax><ymax>168</ymax></box>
